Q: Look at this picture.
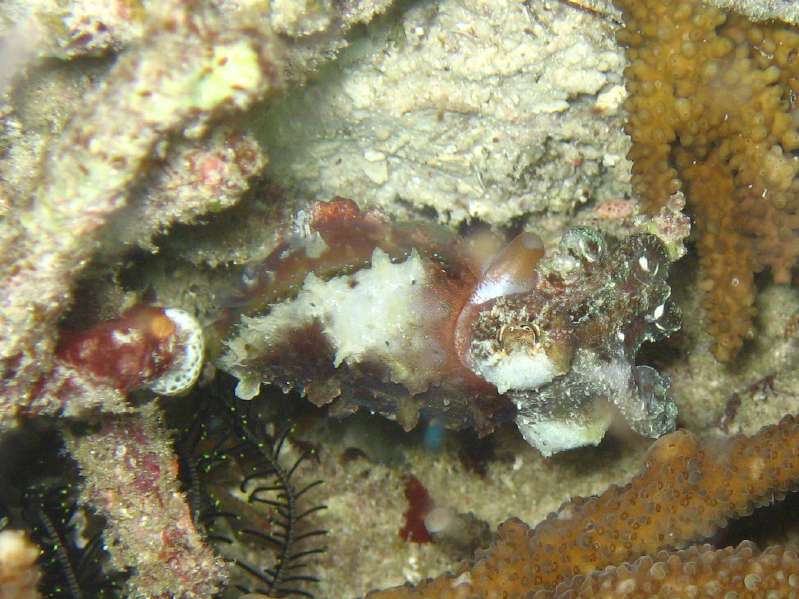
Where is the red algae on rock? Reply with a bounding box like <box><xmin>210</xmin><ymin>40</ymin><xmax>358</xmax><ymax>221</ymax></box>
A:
<box><xmin>57</xmin><ymin>305</ymin><xmax>204</xmax><ymax>396</ymax></box>
<box><xmin>399</xmin><ymin>475</ymin><xmax>434</xmax><ymax>544</ymax></box>
<box><xmin>18</xmin><ymin>305</ymin><xmax>205</xmax><ymax>422</ymax></box>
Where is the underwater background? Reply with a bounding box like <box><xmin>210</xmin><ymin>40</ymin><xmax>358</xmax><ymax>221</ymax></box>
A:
<box><xmin>3</xmin><ymin>0</ymin><xmax>799</xmax><ymax>597</ymax></box>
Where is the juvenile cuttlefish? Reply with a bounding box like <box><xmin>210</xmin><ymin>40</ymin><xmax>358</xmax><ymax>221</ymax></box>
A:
<box><xmin>218</xmin><ymin>199</ymin><xmax>679</xmax><ymax>456</ymax></box>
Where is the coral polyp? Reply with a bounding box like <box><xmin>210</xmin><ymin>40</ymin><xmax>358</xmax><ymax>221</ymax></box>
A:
<box><xmin>218</xmin><ymin>200</ymin><xmax>680</xmax><ymax>456</ymax></box>
<box><xmin>367</xmin><ymin>415</ymin><xmax>799</xmax><ymax>599</ymax></box>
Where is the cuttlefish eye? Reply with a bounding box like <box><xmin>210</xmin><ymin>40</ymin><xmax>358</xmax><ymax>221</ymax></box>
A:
<box><xmin>559</xmin><ymin>227</ymin><xmax>607</xmax><ymax>266</ymax></box>
<box><xmin>498</xmin><ymin>322</ymin><xmax>540</xmax><ymax>350</ymax></box>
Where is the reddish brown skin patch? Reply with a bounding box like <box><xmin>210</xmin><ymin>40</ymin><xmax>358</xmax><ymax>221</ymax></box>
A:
<box><xmin>400</xmin><ymin>475</ymin><xmax>433</xmax><ymax>543</ymax></box>
<box><xmin>311</xmin><ymin>197</ymin><xmax>389</xmax><ymax>260</ymax></box>
<box><xmin>57</xmin><ymin>306</ymin><xmax>176</xmax><ymax>391</ymax></box>
<box><xmin>269</xmin><ymin>323</ymin><xmax>338</xmax><ymax>398</ymax></box>
<box><xmin>226</xmin><ymin>198</ymin><xmax>512</xmax><ymax>433</ymax></box>
<box><xmin>233</xmin><ymin>198</ymin><xmax>484</xmax><ymax>314</ymax></box>
<box><xmin>231</xmin><ymin>199</ymin><xmax>388</xmax><ymax>313</ymax></box>
<box><xmin>312</xmin><ymin>197</ymin><xmax>367</xmax><ymax>237</ymax></box>
<box><xmin>424</xmin><ymin>262</ymin><xmax>493</xmax><ymax>395</ymax></box>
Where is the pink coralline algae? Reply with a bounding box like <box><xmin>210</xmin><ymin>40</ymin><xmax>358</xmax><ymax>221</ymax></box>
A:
<box><xmin>218</xmin><ymin>199</ymin><xmax>680</xmax><ymax>456</ymax></box>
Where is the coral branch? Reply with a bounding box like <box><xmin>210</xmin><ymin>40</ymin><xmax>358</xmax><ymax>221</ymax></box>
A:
<box><xmin>368</xmin><ymin>415</ymin><xmax>799</xmax><ymax>598</ymax></box>
<box><xmin>535</xmin><ymin>542</ymin><xmax>799</xmax><ymax>598</ymax></box>
<box><xmin>0</xmin><ymin>0</ymin><xmax>400</xmax><ymax>431</ymax></box>
<box><xmin>615</xmin><ymin>0</ymin><xmax>799</xmax><ymax>360</ymax></box>
<box><xmin>102</xmin><ymin>127</ymin><xmax>267</xmax><ymax>254</ymax></box>
<box><xmin>66</xmin><ymin>403</ymin><xmax>227</xmax><ymax>598</ymax></box>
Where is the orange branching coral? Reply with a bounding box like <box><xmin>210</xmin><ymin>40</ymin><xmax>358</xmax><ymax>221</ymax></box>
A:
<box><xmin>615</xmin><ymin>0</ymin><xmax>799</xmax><ymax>361</ymax></box>
<box><xmin>367</xmin><ymin>415</ymin><xmax>799</xmax><ymax>599</ymax></box>
<box><xmin>534</xmin><ymin>542</ymin><xmax>799</xmax><ymax>598</ymax></box>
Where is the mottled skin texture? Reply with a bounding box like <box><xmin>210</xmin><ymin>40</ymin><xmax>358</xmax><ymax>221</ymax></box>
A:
<box><xmin>220</xmin><ymin>198</ymin><xmax>499</xmax><ymax>433</ymax></box>
<box><xmin>469</xmin><ymin>229</ymin><xmax>678</xmax><ymax>443</ymax></box>
<box><xmin>218</xmin><ymin>201</ymin><xmax>678</xmax><ymax>447</ymax></box>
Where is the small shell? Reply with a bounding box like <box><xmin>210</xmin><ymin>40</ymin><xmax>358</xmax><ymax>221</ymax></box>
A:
<box><xmin>148</xmin><ymin>308</ymin><xmax>205</xmax><ymax>396</ymax></box>
<box><xmin>57</xmin><ymin>306</ymin><xmax>204</xmax><ymax>396</ymax></box>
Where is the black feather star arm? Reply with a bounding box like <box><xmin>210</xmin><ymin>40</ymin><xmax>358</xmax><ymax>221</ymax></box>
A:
<box><xmin>22</xmin><ymin>482</ymin><xmax>124</xmax><ymax>599</ymax></box>
<box><xmin>178</xmin><ymin>387</ymin><xmax>328</xmax><ymax>599</ymax></box>
<box><xmin>0</xmin><ymin>427</ymin><xmax>126</xmax><ymax>599</ymax></box>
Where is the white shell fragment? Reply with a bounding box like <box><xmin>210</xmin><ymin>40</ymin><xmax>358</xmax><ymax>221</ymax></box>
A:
<box><xmin>514</xmin><ymin>411</ymin><xmax>612</xmax><ymax>457</ymax></box>
<box><xmin>149</xmin><ymin>308</ymin><xmax>205</xmax><ymax>396</ymax></box>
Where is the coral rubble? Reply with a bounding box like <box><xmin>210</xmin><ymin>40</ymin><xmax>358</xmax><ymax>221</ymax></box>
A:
<box><xmin>100</xmin><ymin>126</ymin><xmax>268</xmax><ymax>256</ymax></box>
<box><xmin>66</xmin><ymin>403</ymin><xmax>227</xmax><ymax>598</ymax></box>
<box><xmin>615</xmin><ymin>0</ymin><xmax>799</xmax><ymax>361</ymax></box>
<box><xmin>219</xmin><ymin>200</ymin><xmax>679</xmax><ymax>455</ymax></box>
<box><xmin>368</xmin><ymin>414</ymin><xmax>799</xmax><ymax>598</ymax></box>
<box><xmin>0</xmin><ymin>1</ymin><xmax>283</xmax><ymax>429</ymax></box>
<box><xmin>257</xmin><ymin>0</ymin><xmax>630</xmax><ymax>225</ymax></box>
<box><xmin>0</xmin><ymin>0</ymin><xmax>396</xmax><ymax>431</ymax></box>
